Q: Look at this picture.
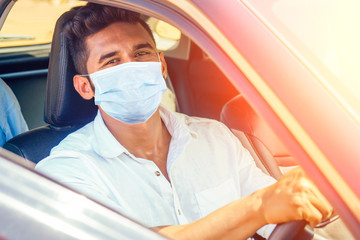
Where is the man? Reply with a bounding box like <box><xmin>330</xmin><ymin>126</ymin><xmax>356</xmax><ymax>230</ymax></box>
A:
<box><xmin>36</xmin><ymin>3</ymin><xmax>333</xmax><ymax>239</ymax></box>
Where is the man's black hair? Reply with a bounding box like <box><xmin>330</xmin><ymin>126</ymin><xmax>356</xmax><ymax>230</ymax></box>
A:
<box><xmin>64</xmin><ymin>3</ymin><xmax>155</xmax><ymax>75</ymax></box>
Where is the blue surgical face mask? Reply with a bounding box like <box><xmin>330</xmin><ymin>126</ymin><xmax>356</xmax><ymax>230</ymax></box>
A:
<box><xmin>89</xmin><ymin>61</ymin><xmax>167</xmax><ymax>124</ymax></box>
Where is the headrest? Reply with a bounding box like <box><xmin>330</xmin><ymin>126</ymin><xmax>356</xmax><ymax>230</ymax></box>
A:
<box><xmin>44</xmin><ymin>8</ymin><xmax>97</xmax><ymax>127</ymax></box>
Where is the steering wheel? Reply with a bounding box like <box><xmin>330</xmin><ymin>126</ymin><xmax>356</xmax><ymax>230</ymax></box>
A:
<box><xmin>268</xmin><ymin>220</ymin><xmax>314</xmax><ymax>240</ymax></box>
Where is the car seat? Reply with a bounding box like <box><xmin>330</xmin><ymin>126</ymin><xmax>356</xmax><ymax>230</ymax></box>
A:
<box><xmin>187</xmin><ymin>43</ymin><xmax>238</xmax><ymax>120</ymax></box>
<box><xmin>2</xmin><ymin>9</ymin><xmax>97</xmax><ymax>164</ymax></box>
<box><xmin>220</xmin><ymin>94</ymin><xmax>298</xmax><ymax>179</ymax></box>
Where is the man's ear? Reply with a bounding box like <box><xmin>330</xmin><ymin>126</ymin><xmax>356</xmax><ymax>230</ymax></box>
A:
<box><xmin>73</xmin><ymin>74</ymin><xmax>94</xmax><ymax>100</ymax></box>
<box><xmin>159</xmin><ymin>52</ymin><xmax>168</xmax><ymax>79</ymax></box>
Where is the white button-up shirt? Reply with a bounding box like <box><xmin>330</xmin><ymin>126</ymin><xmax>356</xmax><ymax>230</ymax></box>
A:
<box><xmin>36</xmin><ymin>106</ymin><xmax>276</xmax><ymax>238</ymax></box>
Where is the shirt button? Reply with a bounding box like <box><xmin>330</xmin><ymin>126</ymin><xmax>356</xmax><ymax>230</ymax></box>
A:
<box><xmin>178</xmin><ymin>209</ymin><xmax>181</xmax><ymax>215</ymax></box>
<box><xmin>155</xmin><ymin>171</ymin><xmax>161</xmax><ymax>176</ymax></box>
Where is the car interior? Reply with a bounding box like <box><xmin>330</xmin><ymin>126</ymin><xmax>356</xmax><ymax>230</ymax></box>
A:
<box><xmin>1</xmin><ymin>4</ymin><xmax>299</xmax><ymax>177</ymax></box>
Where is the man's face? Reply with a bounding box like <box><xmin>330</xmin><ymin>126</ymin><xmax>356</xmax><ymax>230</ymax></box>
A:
<box><xmin>73</xmin><ymin>21</ymin><xmax>168</xmax><ymax>104</ymax></box>
<box><xmin>85</xmin><ymin>21</ymin><xmax>159</xmax><ymax>74</ymax></box>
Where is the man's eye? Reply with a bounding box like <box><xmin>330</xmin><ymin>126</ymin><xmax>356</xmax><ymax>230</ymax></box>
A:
<box><xmin>135</xmin><ymin>51</ymin><xmax>150</xmax><ymax>57</ymax></box>
<box><xmin>105</xmin><ymin>59</ymin><xmax>120</xmax><ymax>66</ymax></box>
<box><xmin>135</xmin><ymin>51</ymin><xmax>158</xmax><ymax>62</ymax></box>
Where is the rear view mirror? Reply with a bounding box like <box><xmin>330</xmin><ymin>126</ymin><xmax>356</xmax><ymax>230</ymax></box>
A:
<box><xmin>151</xmin><ymin>19</ymin><xmax>181</xmax><ymax>51</ymax></box>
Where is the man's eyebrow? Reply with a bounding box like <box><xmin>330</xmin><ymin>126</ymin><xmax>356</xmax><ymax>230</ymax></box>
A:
<box><xmin>133</xmin><ymin>42</ymin><xmax>155</xmax><ymax>51</ymax></box>
<box><xmin>98</xmin><ymin>51</ymin><xmax>118</xmax><ymax>64</ymax></box>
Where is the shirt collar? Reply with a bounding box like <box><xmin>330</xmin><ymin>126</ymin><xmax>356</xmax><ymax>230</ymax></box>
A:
<box><xmin>159</xmin><ymin>105</ymin><xmax>197</xmax><ymax>140</ymax></box>
<box><xmin>92</xmin><ymin>106</ymin><xmax>194</xmax><ymax>159</ymax></box>
<box><xmin>159</xmin><ymin>105</ymin><xmax>194</xmax><ymax>172</ymax></box>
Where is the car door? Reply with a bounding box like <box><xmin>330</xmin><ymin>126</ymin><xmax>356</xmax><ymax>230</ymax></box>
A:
<box><xmin>1</xmin><ymin>0</ymin><xmax>359</xmax><ymax>238</ymax></box>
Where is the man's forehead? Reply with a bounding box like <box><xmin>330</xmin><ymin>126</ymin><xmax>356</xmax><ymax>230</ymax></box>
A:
<box><xmin>95</xmin><ymin>22</ymin><xmax>151</xmax><ymax>40</ymax></box>
<box><xmin>86</xmin><ymin>22</ymin><xmax>154</xmax><ymax>51</ymax></box>
<box><xmin>84</xmin><ymin>21</ymin><xmax>156</xmax><ymax>71</ymax></box>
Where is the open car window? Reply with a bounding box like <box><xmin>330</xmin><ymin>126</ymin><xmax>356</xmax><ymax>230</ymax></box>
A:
<box><xmin>0</xmin><ymin>0</ymin><xmax>184</xmax><ymax>129</ymax></box>
<box><xmin>0</xmin><ymin>0</ymin><xmax>358</xmax><ymax>238</ymax></box>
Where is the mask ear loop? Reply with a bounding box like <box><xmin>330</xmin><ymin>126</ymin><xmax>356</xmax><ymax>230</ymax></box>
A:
<box><xmin>87</xmin><ymin>76</ymin><xmax>96</xmax><ymax>93</ymax></box>
<box><xmin>156</xmin><ymin>52</ymin><xmax>167</xmax><ymax>80</ymax></box>
<box><xmin>77</xmin><ymin>73</ymin><xmax>95</xmax><ymax>93</ymax></box>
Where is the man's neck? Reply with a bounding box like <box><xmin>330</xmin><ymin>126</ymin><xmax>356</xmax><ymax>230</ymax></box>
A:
<box><xmin>100</xmin><ymin>108</ymin><xmax>171</xmax><ymax>181</ymax></box>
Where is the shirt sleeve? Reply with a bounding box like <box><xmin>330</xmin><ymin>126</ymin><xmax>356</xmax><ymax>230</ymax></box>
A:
<box><xmin>223</xmin><ymin>126</ymin><xmax>277</xmax><ymax>197</ymax></box>
<box><xmin>225</xmin><ymin>126</ymin><xmax>278</xmax><ymax>239</ymax></box>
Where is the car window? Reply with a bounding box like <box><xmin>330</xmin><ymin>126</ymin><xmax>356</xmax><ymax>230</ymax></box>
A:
<box><xmin>0</xmin><ymin>1</ymin><xmax>182</xmax><ymax>129</ymax></box>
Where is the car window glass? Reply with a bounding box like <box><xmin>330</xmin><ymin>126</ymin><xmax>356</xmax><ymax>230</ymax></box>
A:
<box><xmin>244</xmin><ymin>0</ymin><xmax>360</xmax><ymax>120</ymax></box>
<box><xmin>273</xmin><ymin>1</ymin><xmax>360</xmax><ymax>98</ymax></box>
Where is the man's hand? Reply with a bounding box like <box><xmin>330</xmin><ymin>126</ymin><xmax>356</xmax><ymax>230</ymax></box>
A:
<box><xmin>258</xmin><ymin>166</ymin><xmax>333</xmax><ymax>226</ymax></box>
<box><xmin>157</xmin><ymin>167</ymin><xmax>333</xmax><ymax>240</ymax></box>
